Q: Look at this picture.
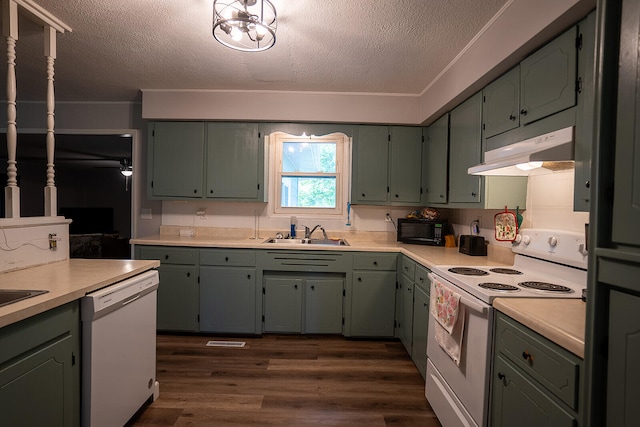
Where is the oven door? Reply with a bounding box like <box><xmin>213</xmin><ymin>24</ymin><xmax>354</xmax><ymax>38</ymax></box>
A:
<box><xmin>425</xmin><ymin>273</ymin><xmax>493</xmax><ymax>427</ymax></box>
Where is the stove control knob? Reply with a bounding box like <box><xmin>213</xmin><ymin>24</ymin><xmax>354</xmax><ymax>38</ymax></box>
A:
<box><xmin>521</xmin><ymin>235</ymin><xmax>531</xmax><ymax>245</ymax></box>
<box><xmin>548</xmin><ymin>236</ymin><xmax>558</xmax><ymax>247</ymax></box>
<box><xmin>514</xmin><ymin>234</ymin><xmax>522</xmax><ymax>244</ymax></box>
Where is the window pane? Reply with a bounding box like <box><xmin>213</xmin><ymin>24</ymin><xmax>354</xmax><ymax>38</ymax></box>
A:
<box><xmin>281</xmin><ymin>176</ymin><xmax>336</xmax><ymax>208</ymax></box>
<box><xmin>282</xmin><ymin>142</ymin><xmax>336</xmax><ymax>173</ymax></box>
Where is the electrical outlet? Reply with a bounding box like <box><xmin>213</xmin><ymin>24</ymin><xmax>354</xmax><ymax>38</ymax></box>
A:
<box><xmin>385</xmin><ymin>213</ymin><xmax>391</xmax><ymax>222</ymax></box>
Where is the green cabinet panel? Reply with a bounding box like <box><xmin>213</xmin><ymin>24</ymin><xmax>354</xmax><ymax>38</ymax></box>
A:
<box><xmin>350</xmin><ymin>270</ymin><xmax>396</xmax><ymax>337</ymax></box>
<box><xmin>352</xmin><ymin>125</ymin><xmax>389</xmax><ymax>203</ymax></box>
<box><xmin>304</xmin><ymin>278</ymin><xmax>344</xmax><ymax>334</ymax></box>
<box><xmin>492</xmin><ymin>313</ymin><xmax>581</xmax><ymax>426</ymax></box>
<box><xmin>263</xmin><ymin>276</ymin><xmax>303</xmax><ymax>333</ymax></box>
<box><xmin>613</xmin><ymin>0</ymin><xmax>640</xmax><ymax>247</ymax></box>
<box><xmin>492</xmin><ymin>354</ymin><xmax>577</xmax><ymax>427</ymax></box>
<box><xmin>352</xmin><ymin>252</ymin><xmax>397</xmax><ymax>271</ymax></box>
<box><xmin>389</xmin><ymin>126</ymin><xmax>423</xmax><ymax>203</ymax></box>
<box><xmin>422</xmin><ymin>115</ymin><xmax>449</xmax><ymax>204</ymax></box>
<box><xmin>449</xmin><ymin>92</ymin><xmax>483</xmax><ymax>203</ymax></box>
<box><xmin>199</xmin><ymin>266</ymin><xmax>257</xmax><ymax>334</ymax></box>
<box><xmin>483</xmin><ymin>66</ymin><xmax>520</xmax><ymax>138</ymax></box>
<box><xmin>206</xmin><ymin>122</ymin><xmax>264</xmax><ymax>200</ymax></box>
<box><xmin>155</xmin><ymin>264</ymin><xmax>199</xmax><ymax>331</ymax></box>
<box><xmin>137</xmin><ymin>246</ymin><xmax>199</xmax><ymax>332</ymax></box>
<box><xmin>398</xmin><ymin>269</ymin><xmax>414</xmax><ymax>354</ymax></box>
<box><xmin>411</xmin><ymin>282</ymin><xmax>429</xmax><ymax>379</ymax></box>
<box><xmin>149</xmin><ymin>122</ymin><xmax>205</xmax><ymax>198</ymax></box>
<box><xmin>200</xmin><ymin>248</ymin><xmax>256</xmax><ymax>266</ymax></box>
<box><xmin>0</xmin><ymin>302</ymin><xmax>80</xmax><ymax>427</ymax></box>
<box><xmin>520</xmin><ymin>26</ymin><xmax>577</xmax><ymax>125</ymax></box>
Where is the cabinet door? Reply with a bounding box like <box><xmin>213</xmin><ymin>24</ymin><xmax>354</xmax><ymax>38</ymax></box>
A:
<box><xmin>305</xmin><ymin>278</ymin><xmax>343</xmax><ymax>334</ymax></box>
<box><xmin>150</xmin><ymin>122</ymin><xmax>205</xmax><ymax>198</ymax></box>
<box><xmin>411</xmin><ymin>284</ymin><xmax>429</xmax><ymax>379</ymax></box>
<box><xmin>156</xmin><ymin>265</ymin><xmax>199</xmax><ymax>331</ymax></box>
<box><xmin>389</xmin><ymin>126</ymin><xmax>422</xmax><ymax>204</ymax></box>
<box><xmin>399</xmin><ymin>273</ymin><xmax>414</xmax><ymax>354</ymax></box>
<box><xmin>0</xmin><ymin>335</ymin><xmax>75</xmax><ymax>427</ymax></box>
<box><xmin>263</xmin><ymin>277</ymin><xmax>303</xmax><ymax>333</ymax></box>
<box><xmin>206</xmin><ymin>122</ymin><xmax>261</xmax><ymax>200</ymax></box>
<box><xmin>423</xmin><ymin>115</ymin><xmax>449</xmax><ymax>204</ymax></box>
<box><xmin>449</xmin><ymin>92</ymin><xmax>483</xmax><ymax>203</ymax></box>
<box><xmin>200</xmin><ymin>267</ymin><xmax>256</xmax><ymax>333</ymax></box>
<box><xmin>520</xmin><ymin>27</ymin><xmax>577</xmax><ymax>125</ymax></box>
<box><xmin>352</xmin><ymin>125</ymin><xmax>389</xmax><ymax>203</ymax></box>
<box><xmin>483</xmin><ymin>66</ymin><xmax>520</xmax><ymax>138</ymax></box>
<box><xmin>606</xmin><ymin>289</ymin><xmax>640</xmax><ymax>427</ymax></box>
<box><xmin>350</xmin><ymin>271</ymin><xmax>396</xmax><ymax>337</ymax></box>
<box><xmin>492</xmin><ymin>355</ymin><xmax>577</xmax><ymax>427</ymax></box>
<box><xmin>613</xmin><ymin>0</ymin><xmax>640</xmax><ymax>246</ymax></box>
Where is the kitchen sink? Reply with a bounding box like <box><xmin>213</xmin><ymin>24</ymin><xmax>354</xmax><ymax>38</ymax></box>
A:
<box><xmin>262</xmin><ymin>237</ymin><xmax>349</xmax><ymax>246</ymax></box>
<box><xmin>0</xmin><ymin>289</ymin><xmax>49</xmax><ymax>308</ymax></box>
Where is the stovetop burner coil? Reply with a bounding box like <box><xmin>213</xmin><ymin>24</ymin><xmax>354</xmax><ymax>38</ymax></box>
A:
<box><xmin>518</xmin><ymin>281</ymin><xmax>573</xmax><ymax>293</ymax></box>
<box><xmin>478</xmin><ymin>283</ymin><xmax>520</xmax><ymax>292</ymax></box>
<box><xmin>489</xmin><ymin>268</ymin><xmax>523</xmax><ymax>275</ymax></box>
<box><xmin>448</xmin><ymin>267</ymin><xmax>489</xmax><ymax>276</ymax></box>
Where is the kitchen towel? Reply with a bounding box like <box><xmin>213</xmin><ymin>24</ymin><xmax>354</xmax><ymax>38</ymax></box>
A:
<box><xmin>430</xmin><ymin>278</ymin><xmax>466</xmax><ymax>366</ymax></box>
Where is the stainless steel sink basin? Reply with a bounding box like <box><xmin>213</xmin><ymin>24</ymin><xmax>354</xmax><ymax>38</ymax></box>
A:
<box><xmin>262</xmin><ymin>237</ymin><xmax>349</xmax><ymax>246</ymax></box>
<box><xmin>0</xmin><ymin>290</ymin><xmax>49</xmax><ymax>308</ymax></box>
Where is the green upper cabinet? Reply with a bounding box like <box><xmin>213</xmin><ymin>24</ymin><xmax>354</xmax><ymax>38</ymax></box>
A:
<box><xmin>149</xmin><ymin>122</ymin><xmax>205</xmax><ymax>198</ymax></box>
<box><xmin>483</xmin><ymin>66</ymin><xmax>520</xmax><ymax>138</ymax></box>
<box><xmin>389</xmin><ymin>126</ymin><xmax>423</xmax><ymax>204</ymax></box>
<box><xmin>449</xmin><ymin>92</ymin><xmax>483</xmax><ymax>204</ymax></box>
<box><xmin>352</xmin><ymin>125</ymin><xmax>422</xmax><ymax>205</ymax></box>
<box><xmin>206</xmin><ymin>122</ymin><xmax>265</xmax><ymax>201</ymax></box>
<box><xmin>520</xmin><ymin>26</ymin><xmax>577</xmax><ymax>125</ymax></box>
<box><xmin>352</xmin><ymin>125</ymin><xmax>389</xmax><ymax>203</ymax></box>
<box><xmin>422</xmin><ymin>114</ymin><xmax>449</xmax><ymax>204</ymax></box>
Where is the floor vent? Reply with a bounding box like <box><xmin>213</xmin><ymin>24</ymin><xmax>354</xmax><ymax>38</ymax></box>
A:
<box><xmin>206</xmin><ymin>341</ymin><xmax>246</xmax><ymax>348</ymax></box>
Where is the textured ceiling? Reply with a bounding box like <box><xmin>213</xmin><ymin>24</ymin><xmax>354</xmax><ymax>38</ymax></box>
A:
<box><xmin>2</xmin><ymin>0</ymin><xmax>509</xmax><ymax>102</ymax></box>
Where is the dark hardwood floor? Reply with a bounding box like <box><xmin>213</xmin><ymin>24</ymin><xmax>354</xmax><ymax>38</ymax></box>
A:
<box><xmin>127</xmin><ymin>334</ymin><xmax>442</xmax><ymax>427</ymax></box>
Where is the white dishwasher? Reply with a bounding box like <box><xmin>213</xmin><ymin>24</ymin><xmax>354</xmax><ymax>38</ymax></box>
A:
<box><xmin>81</xmin><ymin>269</ymin><xmax>160</xmax><ymax>427</ymax></box>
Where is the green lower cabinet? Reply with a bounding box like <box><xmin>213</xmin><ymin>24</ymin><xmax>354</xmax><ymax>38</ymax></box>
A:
<box><xmin>492</xmin><ymin>313</ymin><xmax>581</xmax><ymax>426</ymax></box>
<box><xmin>199</xmin><ymin>266</ymin><xmax>257</xmax><ymax>334</ymax></box>
<box><xmin>349</xmin><ymin>270</ymin><xmax>396</xmax><ymax>337</ymax></box>
<box><xmin>411</xmin><ymin>282</ymin><xmax>429</xmax><ymax>379</ymax></box>
<box><xmin>155</xmin><ymin>265</ymin><xmax>199</xmax><ymax>331</ymax></box>
<box><xmin>304</xmin><ymin>278</ymin><xmax>344</xmax><ymax>334</ymax></box>
<box><xmin>399</xmin><ymin>273</ymin><xmax>414</xmax><ymax>354</ymax></box>
<box><xmin>0</xmin><ymin>302</ymin><xmax>80</xmax><ymax>427</ymax></box>
<box><xmin>492</xmin><ymin>355</ymin><xmax>576</xmax><ymax>427</ymax></box>
<box><xmin>263</xmin><ymin>275</ymin><xmax>344</xmax><ymax>334</ymax></box>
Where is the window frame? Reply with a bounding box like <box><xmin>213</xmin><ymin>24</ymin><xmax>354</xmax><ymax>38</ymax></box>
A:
<box><xmin>269</xmin><ymin>132</ymin><xmax>351</xmax><ymax>217</ymax></box>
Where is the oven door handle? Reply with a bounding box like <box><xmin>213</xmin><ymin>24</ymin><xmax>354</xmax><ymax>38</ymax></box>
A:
<box><xmin>428</xmin><ymin>273</ymin><xmax>488</xmax><ymax>315</ymax></box>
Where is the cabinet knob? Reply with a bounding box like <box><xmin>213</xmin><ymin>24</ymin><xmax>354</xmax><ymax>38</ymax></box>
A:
<box><xmin>498</xmin><ymin>372</ymin><xmax>505</xmax><ymax>380</ymax></box>
<box><xmin>522</xmin><ymin>351</ymin><xmax>533</xmax><ymax>362</ymax></box>
<box><xmin>247</xmin><ymin>274</ymin><xmax>251</xmax><ymax>279</ymax></box>
<box><xmin>439</xmin><ymin>194</ymin><xmax>444</xmax><ymax>198</ymax></box>
<box><xmin>225</xmin><ymin>256</ymin><xmax>229</xmax><ymax>262</ymax></box>
<box><xmin>210</xmin><ymin>189</ymin><xmax>214</xmax><ymax>194</ymax></box>
<box><xmin>585</xmin><ymin>180</ymin><xmax>590</xmax><ymax>188</ymax></box>
<box><xmin>294</xmin><ymin>284</ymin><xmax>298</xmax><ymax>289</ymax></box>
<box><xmin>509</xmin><ymin>114</ymin><xmax>517</xmax><ymax>121</ymax></box>
<box><xmin>471</xmin><ymin>192</ymin><xmax>477</xmax><ymax>198</ymax></box>
<box><xmin>520</xmin><ymin>109</ymin><xmax>528</xmax><ymax>116</ymax></box>
<box><xmin>165</xmin><ymin>255</ymin><xmax>169</xmax><ymax>260</ymax></box>
<box><xmin>186</xmin><ymin>272</ymin><xmax>190</xmax><ymax>277</ymax></box>
<box><xmin>423</xmin><ymin>302</ymin><xmax>428</xmax><ymax>307</ymax></box>
<box><xmin>373</xmin><ymin>261</ymin><xmax>378</xmax><ymax>266</ymax></box>
<box><xmin>358</xmin><ymin>277</ymin><xmax>362</xmax><ymax>282</ymax></box>
<box><xmin>362</xmin><ymin>193</ymin><xmax>366</xmax><ymax>197</ymax></box>
<box><xmin>311</xmin><ymin>285</ymin><xmax>315</xmax><ymax>290</ymax></box>
<box><xmin>395</xmin><ymin>194</ymin><xmax>399</xmax><ymax>198</ymax></box>
<box><xmin>194</xmin><ymin>189</ymin><xmax>197</xmax><ymax>194</ymax></box>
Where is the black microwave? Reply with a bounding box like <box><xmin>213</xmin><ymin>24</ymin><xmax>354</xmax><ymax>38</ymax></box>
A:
<box><xmin>397</xmin><ymin>218</ymin><xmax>448</xmax><ymax>246</ymax></box>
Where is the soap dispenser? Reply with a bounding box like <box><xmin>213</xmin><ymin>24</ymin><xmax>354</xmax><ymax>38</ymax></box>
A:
<box><xmin>290</xmin><ymin>216</ymin><xmax>297</xmax><ymax>238</ymax></box>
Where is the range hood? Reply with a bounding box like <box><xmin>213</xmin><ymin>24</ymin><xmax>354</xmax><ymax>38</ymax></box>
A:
<box><xmin>468</xmin><ymin>126</ymin><xmax>575</xmax><ymax>176</ymax></box>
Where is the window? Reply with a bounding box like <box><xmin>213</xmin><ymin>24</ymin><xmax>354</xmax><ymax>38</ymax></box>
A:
<box><xmin>270</xmin><ymin>132</ymin><xmax>350</xmax><ymax>216</ymax></box>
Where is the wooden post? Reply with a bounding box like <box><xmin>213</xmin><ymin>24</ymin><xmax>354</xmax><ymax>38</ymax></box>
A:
<box><xmin>44</xmin><ymin>25</ymin><xmax>56</xmax><ymax>216</ymax></box>
<box><xmin>3</xmin><ymin>0</ymin><xmax>19</xmax><ymax>218</ymax></box>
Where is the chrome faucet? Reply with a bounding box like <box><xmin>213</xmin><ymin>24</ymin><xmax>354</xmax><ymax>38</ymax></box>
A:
<box><xmin>304</xmin><ymin>224</ymin><xmax>328</xmax><ymax>240</ymax></box>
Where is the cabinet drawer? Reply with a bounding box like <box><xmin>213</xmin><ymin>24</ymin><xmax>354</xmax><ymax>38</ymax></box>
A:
<box><xmin>415</xmin><ymin>264</ymin><xmax>430</xmax><ymax>292</ymax></box>
<box><xmin>200</xmin><ymin>249</ymin><xmax>256</xmax><ymax>266</ymax></box>
<box><xmin>495</xmin><ymin>313</ymin><xmax>581</xmax><ymax>410</ymax></box>
<box><xmin>400</xmin><ymin>256</ymin><xmax>416</xmax><ymax>280</ymax></box>
<box><xmin>352</xmin><ymin>253</ymin><xmax>397</xmax><ymax>271</ymax></box>
<box><xmin>139</xmin><ymin>246</ymin><xmax>197</xmax><ymax>265</ymax></box>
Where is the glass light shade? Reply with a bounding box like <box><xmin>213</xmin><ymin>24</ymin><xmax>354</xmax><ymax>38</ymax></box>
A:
<box><xmin>515</xmin><ymin>161</ymin><xmax>543</xmax><ymax>171</ymax></box>
<box><xmin>120</xmin><ymin>169</ymin><xmax>133</xmax><ymax>177</ymax></box>
<box><xmin>212</xmin><ymin>0</ymin><xmax>277</xmax><ymax>52</ymax></box>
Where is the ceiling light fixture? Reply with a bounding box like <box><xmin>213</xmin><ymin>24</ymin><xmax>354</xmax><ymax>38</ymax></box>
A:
<box><xmin>212</xmin><ymin>0</ymin><xmax>277</xmax><ymax>52</ymax></box>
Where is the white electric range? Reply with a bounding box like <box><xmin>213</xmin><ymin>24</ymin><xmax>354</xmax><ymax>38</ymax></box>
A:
<box><xmin>425</xmin><ymin>228</ymin><xmax>588</xmax><ymax>427</ymax></box>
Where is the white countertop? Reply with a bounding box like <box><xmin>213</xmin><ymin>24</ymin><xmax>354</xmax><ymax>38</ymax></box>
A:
<box><xmin>0</xmin><ymin>259</ymin><xmax>160</xmax><ymax>328</ymax></box>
